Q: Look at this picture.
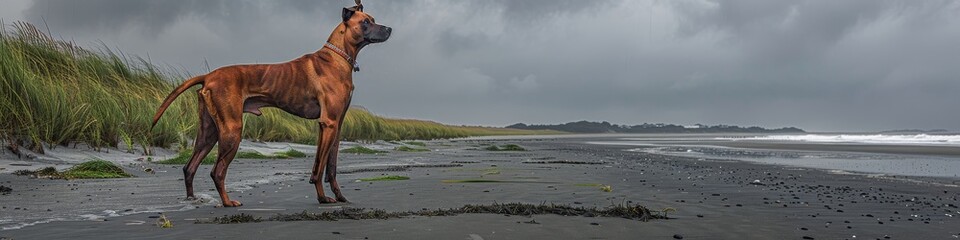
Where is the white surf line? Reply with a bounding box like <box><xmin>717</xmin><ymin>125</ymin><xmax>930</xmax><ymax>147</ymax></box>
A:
<box><xmin>124</xmin><ymin>220</ymin><xmax>146</xmax><ymax>226</ymax></box>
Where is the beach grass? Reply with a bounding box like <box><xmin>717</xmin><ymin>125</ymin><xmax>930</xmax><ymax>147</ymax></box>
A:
<box><xmin>0</xmin><ymin>22</ymin><xmax>558</xmax><ymax>155</ymax></box>
<box><xmin>275</xmin><ymin>148</ymin><xmax>308</xmax><ymax>158</ymax></box>
<box><xmin>358</xmin><ymin>175</ymin><xmax>410</xmax><ymax>182</ymax></box>
<box><xmin>13</xmin><ymin>159</ymin><xmax>132</xmax><ymax>179</ymax></box>
<box><xmin>394</xmin><ymin>146</ymin><xmax>429</xmax><ymax>152</ymax></box>
<box><xmin>156</xmin><ymin>148</ymin><xmax>217</xmax><ymax>165</ymax></box>
<box><xmin>61</xmin><ymin>159</ymin><xmax>133</xmax><ymax>179</ymax></box>
<box><xmin>235</xmin><ymin>151</ymin><xmax>271</xmax><ymax>159</ymax></box>
<box><xmin>403</xmin><ymin>141</ymin><xmax>426</xmax><ymax>147</ymax></box>
<box><xmin>156</xmin><ymin>148</ymin><xmax>305</xmax><ymax>164</ymax></box>
<box><xmin>340</xmin><ymin>146</ymin><xmax>387</xmax><ymax>154</ymax></box>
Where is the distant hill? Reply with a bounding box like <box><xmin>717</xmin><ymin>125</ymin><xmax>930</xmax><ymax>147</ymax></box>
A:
<box><xmin>506</xmin><ymin>121</ymin><xmax>804</xmax><ymax>134</ymax></box>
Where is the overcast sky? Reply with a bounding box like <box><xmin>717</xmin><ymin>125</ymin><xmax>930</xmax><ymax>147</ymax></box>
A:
<box><xmin>2</xmin><ymin>0</ymin><xmax>959</xmax><ymax>132</ymax></box>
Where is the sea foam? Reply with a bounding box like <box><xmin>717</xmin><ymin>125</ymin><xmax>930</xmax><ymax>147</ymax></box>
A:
<box><xmin>720</xmin><ymin>134</ymin><xmax>960</xmax><ymax>146</ymax></box>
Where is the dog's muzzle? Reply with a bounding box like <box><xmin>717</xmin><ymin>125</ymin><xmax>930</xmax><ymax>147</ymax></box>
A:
<box><xmin>368</xmin><ymin>26</ymin><xmax>392</xmax><ymax>43</ymax></box>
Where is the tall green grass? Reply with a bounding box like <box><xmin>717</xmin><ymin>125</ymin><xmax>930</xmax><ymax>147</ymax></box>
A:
<box><xmin>0</xmin><ymin>22</ymin><xmax>557</xmax><ymax>154</ymax></box>
<box><xmin>0</xmin><ymin>22</ymin><xmax>192</xmax><ymax>153</ymax></box>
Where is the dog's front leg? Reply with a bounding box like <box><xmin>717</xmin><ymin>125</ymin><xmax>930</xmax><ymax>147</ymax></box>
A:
<box><xmin>310</xmin><ymin>104</ymin><xmax>346</xmax><ymax>204</ymax></box>
<box><xmin>325</xmin><ymin>139</ymin><xmax>348</xmax><ymax>202</ymax></box>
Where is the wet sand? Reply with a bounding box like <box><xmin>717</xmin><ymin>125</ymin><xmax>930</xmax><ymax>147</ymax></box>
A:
<box><xmin>2</xmin><ymin>136</ymin><xmax>959</xmax><ymax>239</ymax></box>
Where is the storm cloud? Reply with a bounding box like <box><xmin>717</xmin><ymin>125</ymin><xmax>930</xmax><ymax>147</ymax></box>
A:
<box><xmin>3</xmin><ymin>0</ymin><xmax>959</xmax><ymax>131</ymax></box>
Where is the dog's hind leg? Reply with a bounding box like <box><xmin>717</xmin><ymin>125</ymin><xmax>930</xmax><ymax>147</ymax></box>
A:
<box><xmin>205</xmin><ymin>88</ymin><xmax>245</xmax><ymax>207</ymax></box>
<box><xmin>183</xmin><ymin>92</ymin><xmax>219</xmax><ymax>199</ymax></box>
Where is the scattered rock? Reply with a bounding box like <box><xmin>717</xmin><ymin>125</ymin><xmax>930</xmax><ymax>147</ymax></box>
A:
<box><xmin>0</xmin><ymin>185</ymin><xmax>11</xmax><ymax>195</ymax></box>
<box><xmin>673</xmin><ymin>234</ymin><xmax>684</xmax><ymax>239</ymax></box>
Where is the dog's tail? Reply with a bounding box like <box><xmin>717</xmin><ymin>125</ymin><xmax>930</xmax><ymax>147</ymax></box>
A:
<box><xmin>151</xmin><ymin>75</ymin><xmax>205</xmax><ymax>128</ymax></box>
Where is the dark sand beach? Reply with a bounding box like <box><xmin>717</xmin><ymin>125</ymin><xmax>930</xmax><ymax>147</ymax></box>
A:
<box><xmin>2</xmin><ymin>135</ymin><xmax>959</xmax><ymax>239</ymax></box>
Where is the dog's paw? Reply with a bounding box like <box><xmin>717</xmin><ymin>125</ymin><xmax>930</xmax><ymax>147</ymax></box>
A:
<box><xmin>318</xmin><ymin>196</ymin><xmax>338</xmax><ymax>204</ymax></box>
<box><xmin>336</xmin><ymin>195</ymin><xmax>349</xmax><ymax>203</ymax></box>
<box><xmin>222</xmin><ymin>200</ymin><xmax>243</xmax><ymax>207</ymax></box>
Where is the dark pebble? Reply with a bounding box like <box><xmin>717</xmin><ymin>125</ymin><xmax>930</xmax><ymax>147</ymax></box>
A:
<box><xmin>590</xmin><ymin>222</ymin><xmax>599</xmax><ymax>226</ymax></box>
<box><xmin>332</xmin><ymin>232</ymin><xmax>341</xmax><ymax>235</ymax></box>
<box><xmin>802</xmin><ymin>236</ymin><xmax>814</xmax><ymax>240</ymax></box>
<box><xmin>673</xmin><ymin>234</ymin><xmax>683</xmax><ymax>239</ymax></box>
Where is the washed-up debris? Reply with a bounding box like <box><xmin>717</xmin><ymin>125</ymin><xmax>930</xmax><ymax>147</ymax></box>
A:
<box><xmin>201</xmin><ymin>202</ymin><xmax>668</xmax><ymax>224</ymax></box>
<box><xmin>749</xmin><ymin>180</ymin><xmax>766</xmax><ymax>186</ymax></box>
<box><xmin>522</xmin><ymin>160</ymin><xmax>603</xmax><ymax>165</ymax></box>
<box><xmin>157</xmin><ymin>214</ymin><xmax>173</xmax><ymax>228</ymax></box>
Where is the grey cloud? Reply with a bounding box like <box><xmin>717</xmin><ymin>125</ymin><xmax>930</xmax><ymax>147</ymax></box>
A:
<box><xmin>6</xmin><ymin>0</ymin><xmax>960</xmax><ymax>131</ymax></box>
<box><xmin>27</xmin><ymin>0</ymin><xmax>202</xmax><ymax>34</ymax></box>
<box><xmin>492</xmin><ymin>0</ymin><xmax>612</xmax><ymax>23</ymax></box>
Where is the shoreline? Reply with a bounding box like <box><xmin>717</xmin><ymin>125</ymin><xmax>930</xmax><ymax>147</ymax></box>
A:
<box><xmin>2</xmin><ymin>136</ymin><xmax>959</xmax><ymax>239</ymax></box>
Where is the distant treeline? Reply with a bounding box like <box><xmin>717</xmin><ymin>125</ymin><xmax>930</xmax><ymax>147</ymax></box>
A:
<box><xmin>506</xmin><ymin>121</ymin><xmax>804</xmax><ymax>134</ymax></box>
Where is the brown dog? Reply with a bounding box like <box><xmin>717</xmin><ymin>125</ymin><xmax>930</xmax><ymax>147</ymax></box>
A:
<box><xmin>151</xmin><ymin>1</ymin><xmax>390</xmax><ymax>206</ymax></box>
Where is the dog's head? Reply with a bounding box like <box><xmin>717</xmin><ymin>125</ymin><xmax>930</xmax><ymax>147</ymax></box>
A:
<box><xmin>341</xmin><ymin>1</ymin><xmax>391</xmax><ymax>47</ymax></box>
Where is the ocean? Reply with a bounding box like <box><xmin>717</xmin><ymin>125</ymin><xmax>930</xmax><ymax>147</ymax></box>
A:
<box><xmin>588</xmin><ymin>133</ymin><xmax>960</xmax><ymax>178</ymax></box>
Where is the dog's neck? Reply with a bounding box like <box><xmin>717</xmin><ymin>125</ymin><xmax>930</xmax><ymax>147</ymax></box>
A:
<box><xmin>322</xmin><ymin>24</ymin><xmax>363</xmax><ymax>72</ymax></box>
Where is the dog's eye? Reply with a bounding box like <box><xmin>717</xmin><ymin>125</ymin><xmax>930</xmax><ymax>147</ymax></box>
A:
<box><xmin>363</xmin><ymin>19</ymin><xmax>370</xmax><ymax>25</ymax></box>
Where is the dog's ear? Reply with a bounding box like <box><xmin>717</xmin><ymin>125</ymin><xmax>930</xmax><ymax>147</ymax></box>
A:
<box><xmin>342</xmin><ymin>7</ymin><xmax>355</xmax><ymax>22</ymax></box>
<box><xmin>355</xmin><ymin>0</ymin><xmax>363</xmax><ymax>12</ymax></box>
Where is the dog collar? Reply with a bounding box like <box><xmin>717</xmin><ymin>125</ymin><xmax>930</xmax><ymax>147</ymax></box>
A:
<box><xmin>324</xmin><ymin>42</ymin><xmax>359</xmax><ymax>72</ymax></box>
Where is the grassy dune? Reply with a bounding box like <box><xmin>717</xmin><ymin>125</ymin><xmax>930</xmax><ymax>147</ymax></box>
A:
<box><xmin>0</xmin><ymin>22</ymin><xmax>555</xmax><ymax>154</ymax></box>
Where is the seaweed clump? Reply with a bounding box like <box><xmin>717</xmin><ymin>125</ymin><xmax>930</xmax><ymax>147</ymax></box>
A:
<box><xmin>483</xmin><ymin>144</ymin><xmax>526</xmax><ymax>151</ymax></box>
<box><xmin>203</xmin><ymin>202</ymin><xmax>667</xmax><ymax>224</ymax></box>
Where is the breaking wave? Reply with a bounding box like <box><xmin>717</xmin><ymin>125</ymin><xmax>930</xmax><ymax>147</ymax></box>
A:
<box><xmin>720</xmin><ymin>134</ymin><xmax>960</xmax><ymax>146</ymax></box>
